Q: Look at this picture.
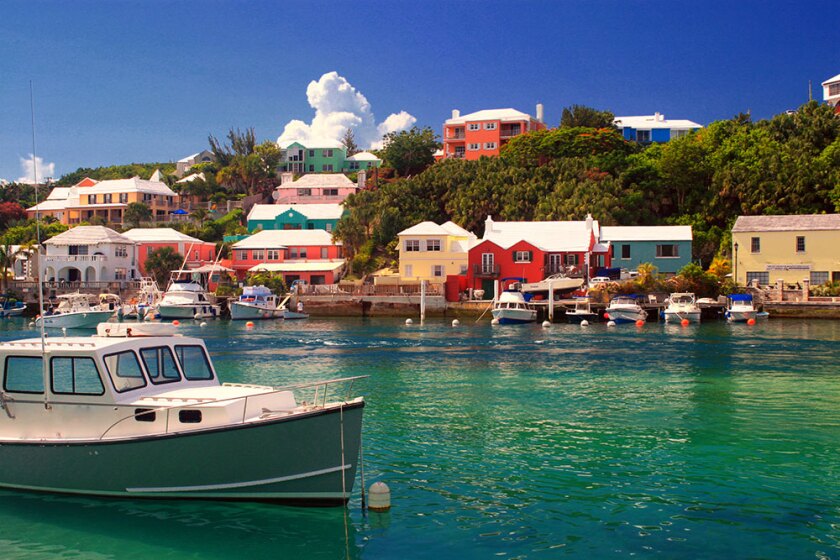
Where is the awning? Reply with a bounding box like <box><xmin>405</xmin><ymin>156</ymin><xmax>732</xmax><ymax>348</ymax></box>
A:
<box><xmin>177</xmin><ymin>264</ymin><xmax>234</xmax><ymax>274</ymax></box>
<box><xmin>248</xmin><ymin>261</ymin><xmax>345</xmax><ymax>273</ymax></box>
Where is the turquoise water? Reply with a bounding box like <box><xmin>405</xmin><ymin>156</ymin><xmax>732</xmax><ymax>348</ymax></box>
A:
<box><xmin>0</xmin><ymin>317</ymin><xmax>837</xmax><ymax>559</ymax></box>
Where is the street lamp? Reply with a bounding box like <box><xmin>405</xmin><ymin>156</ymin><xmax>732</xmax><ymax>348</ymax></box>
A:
<box><xmin>733</xmin><ymin>242</ymin><xmax>739</xmax><ymax>286</ymax></box>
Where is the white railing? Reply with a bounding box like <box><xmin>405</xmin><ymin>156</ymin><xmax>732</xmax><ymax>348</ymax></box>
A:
<box><xmin>44</xmin><ymin>255</ymin><xmax>108</xmax><ymax>262</ymax></box>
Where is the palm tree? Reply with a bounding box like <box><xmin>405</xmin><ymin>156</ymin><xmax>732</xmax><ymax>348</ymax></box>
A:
<box><xmin>0</xmin><ymin>242</ymin><xmax>24</xmax><ymax>293</ymax></box>
<box><xmin>144</xmin><ymin>247</ymin><xmax>184</xmax><ymax>287</ymax></box>
<box><xmin>190</xmin><ymin>208</ymin><xmax>210</xmax><ymax>224</ymax></box>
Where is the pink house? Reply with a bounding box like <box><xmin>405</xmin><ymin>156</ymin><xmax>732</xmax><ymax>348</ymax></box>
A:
<box><xmin>122</xmin><ymin>228</ymin><xmax>217</xmax><ymax>276</ymax></box>
<box><xmin>273</xmin><ymin>172</ymin><xmax>363</xmax><ymax>205</ymax></box>
<box><xmin>231</xmin><ymin>230</ymin><xmax>345</xmax><ymax>285</ymax></box>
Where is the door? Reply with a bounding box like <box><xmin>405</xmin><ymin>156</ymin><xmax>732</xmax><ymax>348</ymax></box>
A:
<box><xmin>481</xmin><ymin>253</ymin><xmax>495</xmax><ymax>274</ymax></box>
<box><xmin>548</xmin><ymin>254</ymin><xmax>563</xmax><ymax>274</ymax></box>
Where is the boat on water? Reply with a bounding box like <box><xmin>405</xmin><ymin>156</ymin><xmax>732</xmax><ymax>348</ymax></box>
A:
<box><xmin>565</xmin><ymin>296</ymin><xmax>598</xmax><ymax>324</ymax></box>
<box><xmin>123</xmin><ymin>277</ymin><xmax>163</xmax><ymax>320</ymax></box>
<box><xmin>230</xmin><ymin>286</ymin><xmax>285</xmax><ymax>320</ymax></box>
<box><xmin>725</xmin><ymin>293</ymin><xmax>758</xmax><ymax>322</ymax></box>
<box><xmin>36</xmin><ymin>293</ymin><xmax>115</xmax><ymax>329</ymax></box>
<box><xmin>605</xmin><ymin>294</ymin><xmax>647</xmax><ymax>324</ymax></box>
<box><xmin>0</xmin><ymin>295</ymin><xmax>26</xmax><ymax>318</ymax></box>
<box><xmin>157</xmin><ymin>281</ymin><xmax>220</xmax><ymax>319</ymax></box>
<box><xmin>491</xmin><ymin>291</ymin><xmax>537</xmax><ymax>324</ymax></box>
<box><xmin>520</xmin><ymin>273</ymin><xmax>584</xmax><ymax>298</ymax></box>
<box><xmin>663</xmin><ymin>292</ymin><xmax>702</xmax><ymax>323</ymax></box>
<box><xmin>0</xmin><ymin>327</ymin><xmax>366</xmax><ymax>505</ymax></box>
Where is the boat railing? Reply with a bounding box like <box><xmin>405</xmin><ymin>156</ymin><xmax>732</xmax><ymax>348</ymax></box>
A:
<box><xmin>97</xmin><ymin>375</ymin><xmax>368</xmax><ymax>440</ymax></box>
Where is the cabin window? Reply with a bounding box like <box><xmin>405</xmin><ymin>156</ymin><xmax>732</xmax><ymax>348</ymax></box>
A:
<box><xmin>51</xmin><ymin>357</ymin><xmax>104</xmax><ymax>395</ymax></box>
<box><xmin>103</xmin><ymin>351</ymin><xmax>147</xmax><ymax>393</ymax></box>
<box><xmin>3</xmin><ymin>356</ymin><xmax>44</xmax><ymax>394</ymax></box>
<box><xmin>140</xmin><ymin>346</ymin><xmax>181</xmax><ymax>384</ymax></box>
<box><xmin>135</xmin><ymin>408</ymin><xmax>156</xmax><ymax>422</ymax></box>
<box><xmin>175</xmin><ymin>345</ymin><xmax>214</xmax><ymax>381</ymax></box>
<box><xmin>179</xmin><ymin>410</ymin><xmax>202</xmax><ymax>423</ymax></box>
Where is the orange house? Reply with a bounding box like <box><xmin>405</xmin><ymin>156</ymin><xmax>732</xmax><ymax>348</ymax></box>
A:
<box><xmin>442</xmin><ymin>105</ymin><xmax>546</xmax><ymax>160</ymax></box>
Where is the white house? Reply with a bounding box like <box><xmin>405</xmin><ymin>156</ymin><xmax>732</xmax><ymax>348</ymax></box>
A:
<box><xmin>176</xmin><ymin>150</ymin><xmax>215</xmax><ymax>177</ymax></box>
<box><xmin>823</xmin><ymin>73</ymin><xmax>840</xmax><ymax>109</ymax></box>
<box><xmin>42</xmin><ymin>226</ymin><xmax>137</xmax><ymax>283</ymax></box>
<box><xmin>614</xmin><ymin>113</ymin><xmax>703</xmax><ymax>143</ymax></box>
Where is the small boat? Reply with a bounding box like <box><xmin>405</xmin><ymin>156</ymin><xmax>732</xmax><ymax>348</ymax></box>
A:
<box><xmin>491</xmin><ymin>291</ymin><xmax>537</xmax><ymax>324</ymax></box>
<box><xmin>725</xmin><ymin>293</ymin><xmax>758</xmax><ymax>322</ymax></box>
<box><xmin>0</xmin><ymin>295</ymin><xmax>26</xmax><ymax>318</ymax></box>
<box><xmin>123</xmin><ymin>277</ymin><xmax>163</xmax><ymax>320</ymax></box>
<box><xmin>279</xmin><ymin>295</ymin><xmax>309</xmax><ymax>320</ymax></box>
<box><xmin>663</xmin><ymin>292</ymin><xmax>701</xmax><ymax>323</ymax></box>
<box><xmin>520</xmin><ymin>273</ymin><xmax>584</xmax><ymax>297</ymax></box>
<box><xmin>605</xmin><ymin>295</ymin><xmax>647</xmax><ymax>324</ymax></box>
<box><xmin>230</xmin><ymin>286</ymin><xmax>285</xmax><ymax>320</ymax></box>
<box><xmin>157</xmin><ymin>281</ymin><xmax>220</xmax><ymax>319</ymax></box>
<box><xmin>0</xmin><ymin>328</ymin><xmax>366</xmax><ymax>505</ymax></box>
<box><xmin>36</xmin><ymin>293</ymin><xmax>115</xmax><ymax>329</ymax></box>
<box><xmin>566</xmin><ymin>296</ymin><xmax>598</xmax><ymax>324</ymax></box>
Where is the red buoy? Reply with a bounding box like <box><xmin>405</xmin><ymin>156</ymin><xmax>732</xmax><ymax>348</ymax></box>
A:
<box><xmin>747</xmin><ymin>318</ymin><xmax>756</xmax><ymax>325</ymax></box>
<box><xmin>635</xmin><ymin>319</ymin><xmax>645</xmax><ymax>327</ymax></box>
<box><xmin>172</xmin><ymin>320</ymin><xmax>180</xmax><ymax>326</ymax></box>
<box><xmin>681</xmin><ymin>319</ymin><xmax>690</xmax><ymax>327</ymax></box>
<box><xmin>603</xmin><ymin>312</ymin><xmax>610</xmax><ymax>319</ymax></box>
<box><xmin>246</xmin><ymin>321</ymin><xmax>255</xmax><ymax>328</ymax></box>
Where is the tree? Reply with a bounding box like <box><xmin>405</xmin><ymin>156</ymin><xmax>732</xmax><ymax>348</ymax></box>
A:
<box><xmin>560</xmin><ymin>105</ymin><xmax>615</xmax><ymax>129</ymax></box>
<box><xmin>0</xmin><ymin>202</ymin><xmax>27</xmax><ymax>229</ymax></box>
<box><xmin>341</xmin><ymin>128</ymin><xmax>360</xmax><ymax>156</ymax></box>
<box><xmin>190</xmin><ymin>208</ymin><xmax>211</xmax><ymax>224</ymax></box>
<box><xmin>380</xmin><ymin>126</ymin><xmax>439</xmax><ymax>177</ymax></box>
<box><xmin>210</xmin><ymin>128</ymin><xmax>280</xmax><ymax>197</ymax></box>
<box><xmin>144</xmin><ymin>247</ymin><xmax>183</xmax><ymax>286</ymax></box>
<box><xmin>124</xmin><ymin>202</ymin><xmax>152</xmax><ymax>227</ymax></box>
<box><xmin>0</xmin><ymin>242</ymin><xmax>23</xmax><ymax>292</ymax></box>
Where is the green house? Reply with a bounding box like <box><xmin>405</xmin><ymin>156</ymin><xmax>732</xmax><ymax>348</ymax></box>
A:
<box><xmin>279</xmin><ymin>141</ymin><xmax>381</xmax><ymax>173</ymax></box>
<box><xmin>246</xmin><ymin>203</ymin><xmax>346</xmax><ymax>233</ymax></box>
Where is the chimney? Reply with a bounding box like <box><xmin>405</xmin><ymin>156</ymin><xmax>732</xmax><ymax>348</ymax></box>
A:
<box><xmin>280</xmin><ymin>172</ymin><xmax>293</xmax><ymax>185</ymax></box>
<box><xmin>536</xmin><ymin>103</ymin><xmax>544</xmax><ymax>123</ymax></box>
<box><xmin>655</xmin><ymin>112</ymin><xmax>663</xmax><ymax>122</ymax></box>
<box><xmin>357</xmin><ymin>169</ymin><xmax>366</xmax><ymax>189</ymax></box>
<box><xmin>585</xmin><ymin>213</ymin><xmax>593</xmax><ymax>232</ymax></box>
<box><xmin>484</xmin><ymin>215</ymin><xmax>495</xmax><ymax>236</ymax></box>
<box><xmin>452</xmin><ymin>109</ymin><xmax>460</xmax><ymax>119</ymax></box>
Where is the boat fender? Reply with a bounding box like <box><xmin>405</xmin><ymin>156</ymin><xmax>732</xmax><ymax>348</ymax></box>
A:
<box><xmin>491</xmin><ymin>318</ymin><xmax>500</xmax><ymax>325</ymax></box>
<box><xmin>200</xmin><ymin>322</ymin><xmax>207</xmax><ymax>327</ymax></box>
<box><xmin>607</xmin><ymin>320</ymin><xmax>616</xmax><ymax>327</ymax></box>
<box><xmin>542</xmin><ymin>320</ymin><xmax>551</xmax><ymax>328</ymax></box>
<box><xmin>368</xmin><ymin>482</ymin><xmax>391</xmax><ymax>512</ymax></box>
<box><xmin>405</xmin><ymin>318</ymin><xmax>413</xmax><ymax>325</ymax></box>
<box><xmin>580</xmin><ymin>320</ymin><xmax>589</xmax><ymax>327</ymax></box>
<box><xmin>451</xmin><ymin>319</ymin><xmax>460</xmax><ymax>327</ymax></box>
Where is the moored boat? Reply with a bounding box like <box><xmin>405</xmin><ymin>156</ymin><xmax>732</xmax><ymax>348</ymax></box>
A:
<box><xmin>566</xmin><ymin>296</ymin><xmax>598</xmax><ymax>324</ymax></box>
<box><xmin>605</xmin><ymin>295</ymin><xmax>647</xmax><ymax>324</ymax></box>
<box><xmin>157</xmin><ymin>281</ymin><xmax>220</xmax><ymax>319</ymax></box>
<box><xmin>663</xmin><ymin>292</ymin><xmax>701</xmax><ymax>323</ymax></box>
<box><xmin>520</xmin><ymin>273</ymin><xmax>584</xmax><ymax>298</ymax></box>
<box><xmin>491</xmin><ymin>291</ymin><xmax>537</xmax><ymax>324</ymax></box>
<box><xmin>230</xmin><ymin>286</ymin><xmax>285</xmax><ymax>320</ymax></box>
<box><xmin>35</xmin><ymin>293</ymin><xmax>115</xmax><ymax>329</ymax></box>
<box><xmin>0</xmin><ymin>295</ymin><xmax>26</xmax><ymax>318</ymax></box>
<box><xmin>725</xmin><ymin>293</ymin><xmax>758</xmax><ymax>322</ymax></box>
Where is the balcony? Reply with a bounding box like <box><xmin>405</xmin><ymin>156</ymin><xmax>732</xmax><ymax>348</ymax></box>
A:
<box><xmin>500</xmin><ymin>126</ymin><xmax>523</xmax><ymax>139</ymax></box>
<box><xmin>44</xmin><ymin>255</ymin><xmax>108</xmax><ymax>263</ymax></box>
<box><xmin>473</xmin><ymin>263</ymin><xmax>500</xmax><ymax>278</ymax></box>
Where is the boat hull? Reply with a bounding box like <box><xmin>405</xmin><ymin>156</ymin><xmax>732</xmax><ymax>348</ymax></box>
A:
<box><xmin>157</xmin><ymin>305</ymin><xmax>220</xmax><ymax>319</ymax></box>
<box><xmin>726</xmin><ymin>310</ymin><xmax>757</xmax><ymax>322</ymax></box>
<box><xmin>230</xmin><ymin>302</ymin><xmax>284</xmax><ymax>320</ymax></box>
<box><xmin>36</xmin><ymin>310</ymin><xmax>115</xmax><ymax>329</ymax></box>
<box><xmin>566</xmin><ymin>312</ymin><xmax>598</xmax><ymax>324</ymax></box>
<box><xmin>491</xmin><ymin>308</ymin><xmax>537</xmax><ymax>324</ymax></box>
<box><xmin>0</xmin><ymin>401</ymin><xmax>364</xmax><ymax>505</ymax></box>
<box><xmin>283</xmin><ymin>311</ymin><xmax>309</xmax><ymax>320</ymax></box>
<box><xmin>606</xmin><ymin>308</ymin><xmax>647</xmax><ymax>324</ymax></box>
<box><xmin>663</xmin><ymin>310</ymin><xmax>701</xmax><ymax>323</ymax></box>
<box><xmin>0</xmin><ymin>305</ymin><xmax>25</xmax><ymax>318</ymax></box>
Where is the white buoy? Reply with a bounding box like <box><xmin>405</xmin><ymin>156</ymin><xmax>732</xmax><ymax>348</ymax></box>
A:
<box><xmin>452</xmin><ymin>319</ymin><xmax>460</xmax><ymax>327</ymax></box>
<box><xmin>542</xmin><ymin>320</ymin><xmax>551</xmax><ymax>328</ymax></box>
<box><xmin>405</xmin><ymin>318</ymin><xmax>413</xmax><ymax>325</ymax></box>
<box><xmin>194</xmin><ymin>313</ymin><xmax>202</xmax><ymax>320</ymax></box>
<box><xmin>28</xmin><ymin>321</ymin><xmax>35</xmax><ymax>327</ymax></box>
<box><xmin>580</xmin><ymin>320</ymin><xmax>589</xmax><ymax>327</ymax></box>
<box><xmin>368</xmin><ymin>482</ymin><xmax>391</xmax><ymax>512</ymax></box>
<box><xmin>491</xmin><ymin>318</ymin><xmax>500</xmax><ymax>325</ymax></box>
<box><xmin>607</xmin><ymin>320</ymin><xmax>616</xmax><ymax>327</ymax></box>
<box><xmin>200</xmin><ymin>322</ymin><xmax>207</xmax><ymax>327</ymax></box>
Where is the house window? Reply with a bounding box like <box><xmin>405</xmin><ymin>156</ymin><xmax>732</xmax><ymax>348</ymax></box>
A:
<box><xmin>267</xmin><ymin>249</ymin><xmax>280</xmax><ymax>260</ymax></box>
<box><xmin>69</xmin><ymin>245</ymin><xmax>89</xmax><ymax>256</ymax></box>
<box><xmin>236</xmin><ymin>250</ymin><xmax>248</xmax><ymax>261</ymax></box>
<box><xmin>796</xmin><ymin>236</ymin><xmax>806</xmax><ymax>252</ymax></box>
<box><xmin>481</xmin><ymin>253</ymin><xmax>495</xmax><ymax>274</ymax></box>
<box><xmin>514</xmin><ymin>250</ymin><xmax>532</xmax><ymax>263</ymax></box>
<box><xmin>810</xmin><ymin>271</ymin><xmax>829</xmax><ymax>285</ymax></box>
<box><xmin>671</xmin><ymin>129</ymin><xmax>690</xmax><ymax>140</ymax></box>
<box><xmin>308</xmin><ymin>165</ymin><xmax>315</xmax><ymax>172</ymax></box>
<box><xmin>751</xmin><ymin>237</ymin><xmax>760</xmax><ymax>253</ymax></box>
<box><xmin>459</xmin><ymin>264</ymin><xmax>468</xmax><ymax>275</ymax></box>
<box><xmin>115</xmin><ymin>268</ymin><xmax>127</xmax><ymax>280</ymax></box>
<box><xmin>290</xmin><ymin>248</ymin><xmax>298</xmax><ymax>258</ymax></box>
<box><xmin>88</xmin><ymin>195</ymin><xmax>97</xmax><ymax>204</ymax></box>
<box><xmin>119</xmin><ymin>193</ymin><xmax>128</xmax><ymax>203</ymax></box>
<box><xmin>636</xmin><ymin>130</ymin><xmax>651</xmax><ymax>143</ymax></box>
<box><xmin>432</xmin><ymin>265</ymin><xmax>444</xmax><ymax>277</ymax></box>
<box><xmin>829</xmin><ymin>83</ymin><xmax>840</xmax><ymax>96</ymax></box>
<box><xmin>746</xmin><ymin>272</ymin><xmax>769</xmax><ymax>285</ymax></box>
<box><xmin>323</xmin><ymin>188</ymin><xmax>338</xmax><ymax>196</ymax></box>
<box><xmin>115</xmin><ymin>245</ymin><xmax>128</xmax><ymax>257</ymax></box>
<box><xmin>467</xmin><ymin>143</ymin><xmax>480</xmax><ymax>151</ymax></box>
<box><xmin>404</xmin><ymin>264</ymin><xmax>413</xmax><ymax>277</ymax></box>
<box><xmin>252</xmin><ymin>250</ymin><xmax>264</xmax><ymax>260</ymax></box>
<box><xmin>321</xmin><ymin>248</ymin><xmax>328</xmax><ymax>258</ymax></box>
<box><xmin>405</xmin><ymin>240</ymin><xmax>420</xmax><ymax>252</ymax></box>
<box><xmin>299</xmin><ymin>248</ymin><xmax>307</xmax><ymax>258</ymax></box>
<box><xmin>621</xmin><ymin>244</ymin><xmax>631</xmax><ymax>259</ymax></box>
<box><xmin>323</xmin><ymin>149</ymin><xmax>333</xmax><ymax>157</ymax></box>
<box><xmin>484</xmin><ymin>122</ymin><xmax>497</xmax><ymax>130</ymax></box>
<box><xmin>566</xmin><ymin>254</ymin><xmax>579</xmax><ymax>266</ymax></box>
<box><xmin>426</xmin><ymin>239</ymin><xmax>441</xmax><ymax>251</ymax></box>
<box><xmin>143</xmin><ymin>193</ymin><xmax>152</xmax><ymax>202</ymax></box>
<box><xmin>325</xmin><ymin>223</ymin><xmax>333</xmax><ymax>233</ymax></box>
<box><xmin>308</xmin><ymin>150</ymin><xmax>314</xmax><ymax>157</ymax></box>
<box><xmin>656</xmin><ymin>244</ymin><xmax>679</xmax><ymax>258</ymax></box>
<box><xmin>322</xmin><ymin>164</ymin><xmax>334</xmax><ymax>172</ymax></box>
<box><xmin>298</xmin><ymin>188</ymin><xmax>312</xmax><ymax>197</ymax></box>
<box><xmin>103</xmin><ymin>193</ymin><xmax>112</xmax><ymax>203</ymax></box>
<box><xmin>484</xmin><ymin>142</ymin><xmax>497</xmax><ymax>150</ymax></box>
<box><xmin>468</xmin><ymin>123</ymin><xmax>480</xmax><ymax>131</ymax></box>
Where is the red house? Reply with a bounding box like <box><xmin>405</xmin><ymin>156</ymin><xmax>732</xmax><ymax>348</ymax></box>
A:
<box><xmin>467</xmin><ymin>215</ymin><xmax>610</xmax><ymax>296</ymax></box>
<box><xmin>122</xmin><ymin>228</ymin><xmax>217</xmax><ymax>276</ymax></box>
<box><xmin>231</xmin><ymin>229</ymin><xmax>345</xmax><ymax>285</ymax></box>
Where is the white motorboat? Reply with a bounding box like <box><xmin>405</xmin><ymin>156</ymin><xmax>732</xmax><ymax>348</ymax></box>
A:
<box><xmin>230</xmin><ymin>286</ymin><xmax>285</xmax><ymax>320</ymax></box>
<box><xmin>157</xmin><ymin>281</ymin><xmax>220</xmax><ymax>319</ymax></box>
<box><xmin>0</xmin><ymin>327</ymin><xmax>366</xmax><ymax>505</ymax></box>
<box><xmin>725</xmin><ymin>293</ymin><xmax>758</xmax><ymax>322</ymax></box>
<box><xmin>124</xmin><ymin>277</ymin><xmax>163</xmax><ymax>320</ymax></box>
<box><xmin>520</xmin><ymin>273</ymin><xmax>584</xmax><ymax>297</ymax></box>
<box><xmin>0</xmin><ymin>295</ymin><xmax>26</xmax><ymax>318</ymax></box>
<box><xmin>491</xmin><ymin>291</ymin><xmax>537</xmax><ymax>324</ymax></box>
<box><xmin>566</xmin><ymin>296</ymin><xmax>598</xmax><ymax>324</ymax></box>
<box><xmin>36</xmin><ymin>293</ymin><xmax>115</xmax><ymax>329</ymax></box>
<box><xmin>663</xmin><ymin>292</ymin><xmax>702</xmax><ymax>323</ymax></box>
<box><xmin>605</xmin><ymin>295</ymin><xmax>647</xmax><ymax>324</ymax></box>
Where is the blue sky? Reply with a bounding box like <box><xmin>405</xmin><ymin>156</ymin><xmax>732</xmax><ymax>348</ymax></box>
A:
<box><xmin>1</xmin><ymin>0</ymin><xmax>837</xmax><ymax>182</ymax></box>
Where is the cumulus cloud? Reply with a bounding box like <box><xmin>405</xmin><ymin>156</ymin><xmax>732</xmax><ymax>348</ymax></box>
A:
<box><xmin>277</xmin><ymin>72</ymin><xmax>416</xmax><ymax>150</ymax></box>
<box><xmin>18</xmin><ymin>154</ymin><xmax>55</xmax><ymax>184</ymax></box>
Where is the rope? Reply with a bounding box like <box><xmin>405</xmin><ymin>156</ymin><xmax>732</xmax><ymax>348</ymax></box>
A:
<box><xmin>340</xmin><ymin>403</ymin><xmax>350</xmax><ymax>560</ymax></box>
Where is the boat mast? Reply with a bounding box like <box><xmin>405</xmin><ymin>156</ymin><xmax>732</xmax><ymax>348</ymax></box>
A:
<box><xmin>30</xmin><ymin>81</ymin><xmax>49</xmax><ymax>409</ymax></box>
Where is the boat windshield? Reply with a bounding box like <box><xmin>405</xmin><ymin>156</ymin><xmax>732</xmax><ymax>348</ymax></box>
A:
<box><xmin>103</xmin><ymin>351</ymin><xmax>147</xmax><ymax>393</ymax></box>
<box><xmin>174</xmin><ymin>345</ymin><xmax>214</xmax><ymax>380</ymax></box>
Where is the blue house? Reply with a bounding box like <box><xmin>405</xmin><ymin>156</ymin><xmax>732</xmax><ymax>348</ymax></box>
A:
<box><xmin>600</xmin><ymin>225</ymin><xmax>693</xmax><ymax>275</ymax></box>
<box><xmin>246</xmin><ymin>203</ymin><xmax>345</xmax><ymax>233</ymax></box>
<box><xmin>614</xmin><ymin>113</ymin><xmax>702</xmax><ymax>143</ymax></box>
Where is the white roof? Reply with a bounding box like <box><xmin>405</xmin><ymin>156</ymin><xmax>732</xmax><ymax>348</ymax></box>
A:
<box><xmin>176</xmin><ymin>172</ymin><xmax>206</xmax><ymax>184</ymax></box>
<box><xmin>346</xmin><ymin>151</ymin><xmax>381</xmax><ymax>162</ymax></box>
<box><xmin>233</xmin><ymin>229</ymin><xmax>339</xmax><ymax>249</ymax></box>
<box><xmin>613</xmin><ymin>114</ymin><xmax>702</xmax><ymax>130</ymax></box>
<box><xmin>398</xmin><ymin>221</ymin><xmax>476</xmax><ymax>238</ymax></box>
<box><xmin>44</xmin><ymin>226</ymin><xmax>134</xmax><ymax>246</ymax></box>
<box><xmin>248</xmin><ymin>203</ymin><xmax>344</xmax><ymax>222</ymax></box>
<box><xmin>599</xmin><ymin>225</ymin><xmax>693</xmax><ymax>242</ymax></box>
<box><xmin>121</xmin><ymin>228</ymin><xmax>206</xmax><ymax>244</ymax></box>
<box><xmin>277</xmin><ymin>174</ymin><xmax>355</xmax><ymax>189</ymax></box>
<box><xmin>81</xmin><ymin>177</ymin><xmax>177</xmax><ymax>196</ymax></box>
<box><xmin>278</xmin><ymin>139</ymin><xmax>344</xmax><ymax>150</ymax></box>
<box><xmin>482</xmin><ymin>218</ymin><xmax>598</xmax><ymax>252</ymax></box>
<box><xmin>822</xmin><ymin>73</ymin><xmax>840</xmax><ymax>85</ymax></box>
<box><xmin>46</xmin><ymin>187</ymin><xmax>71</xmax><ymax>201</ymax></box>
<box><xmin>446</xmin><ymin>108</ymin><xmax>535</xmax><ymax>125</ymax></box>
<box><xmin>27</xmin><ymin>199</ymin><xmax>69</xmax><ymax>212</ymax></box>
<box><xmin>177</xmin><ymin>152</ymin><xmax>201</xmax><ymax>163</ymax></box>
<box><xmin>248</xmin><ymin>261</ymin><xmax>345</xmax><ymax>273</ymax></box>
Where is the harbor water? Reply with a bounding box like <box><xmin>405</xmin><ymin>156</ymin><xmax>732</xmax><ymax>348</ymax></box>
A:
<box><xmin>0</xmin><ymin>317</ymin><xmax>837</xmax><ymax>559</ymax></box>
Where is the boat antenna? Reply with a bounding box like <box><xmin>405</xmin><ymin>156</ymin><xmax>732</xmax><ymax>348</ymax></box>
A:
<box><xmin>30</xmin><ymin>81</ymin><xmax>50</xmax><ymax>409</ymax></box>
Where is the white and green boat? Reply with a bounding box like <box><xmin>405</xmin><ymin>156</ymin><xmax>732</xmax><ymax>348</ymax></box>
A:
<box><xmin>0</xmin><ymin>330</ymin><xmax>365</xmax><ymax>505</ymax></box>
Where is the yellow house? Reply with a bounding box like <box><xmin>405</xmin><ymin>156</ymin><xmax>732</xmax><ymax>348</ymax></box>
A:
<box><xmin>732</xmin><ymin>215</ymin><xmax>840</xmax><ymax>286</ymax></box>
<box><xmin>397</xmin><ymin>221</ymin><xmax>476</xmax><ymax>282</ymax></box>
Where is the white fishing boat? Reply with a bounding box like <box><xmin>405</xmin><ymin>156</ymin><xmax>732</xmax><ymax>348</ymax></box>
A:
<box><xmin>230</xmin><ymin>286</ymin><xmax>285</xmax><ymax>320</ymax></box>
<box><xmin>663</xmin><ymin>292</ymin><xmax>702</xmax><ymax>323</ymax></box>
<box><xmin>725</xmin><ymin>293</ymin><xmax>758</xmax><ymax>322</ymax></box>
<box><xmin>35</xmin><ymin>293</ymin><xmax>115</xmax><ymax>329</ymax></box>
<box><xmin>520</xmin><ymin>273</ymin><xmax>584</xmax><ymax>297</ymax></box>
<box><xmin>123</xmin><ymin>277</ymin><xmax>163</xmax><ymax>320</ymax></box>
<box><xmin>491</xmin><ymin>291</ymin><xmax>537</xmax><ymax>324</ymax></box>
<box><xmin>157</xmin><ymin>281</ymin><xmax>220</xmax><ymax>320</ymax></box>
<box><xmin>0</xmin><ymin>329</ymin><xmax>365</xmax><ymax>505</ymax></box>
<box><xmin>565</xmin><ymin>296</ymin><xmax>598</xmax><ymax>324</ymax></box>
<box><xmin>605</xmin><ymin>295</ymin><xmax>647</xmax><ymax>324</ymax></box>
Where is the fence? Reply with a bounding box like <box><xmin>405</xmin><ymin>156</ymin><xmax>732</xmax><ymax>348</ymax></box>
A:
<box><xmin>298</xmin><ymin>282</ymin><xmax>444</xmax><ymax>297</ymax></box>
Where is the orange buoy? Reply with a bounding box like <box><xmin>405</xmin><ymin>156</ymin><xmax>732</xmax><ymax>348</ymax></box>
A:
<box><xmin>681</xmin><ymin>319</ymin><xmax>690</xmax><ymax>326</ymax></box>
<box><xmin>747</xmin><ymin>318</ymin><xmax>756</xmax><ymax>325</ymax></box>
<box><xmin>635</xmin><ymin>319</ymin><xmax>645</xmax><ymax>327</ymax></box>
<box><xmin>172</xmin><ymin>320</ymin><xmax>180</xmax><ymax>326</ymax></box>
<box><xmin>603</xmin><ymin>312</ymin><xmax>610</xmax><ymax>319</ymax></box>
<box><xmin>246</xmin><ymin>321</ymin><xmax>255</xmax><ymax>328</ymax></box>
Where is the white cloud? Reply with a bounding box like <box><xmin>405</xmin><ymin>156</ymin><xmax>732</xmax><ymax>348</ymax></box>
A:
<box><xmin>18</xmin><ymin>154</ymin><xmax>55</xmax><ymax>184</ymax></box>
<box><xmin>277</xmin><ymin>72</ymin><xmax>416</xmax><ymax>150</ymax></box>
